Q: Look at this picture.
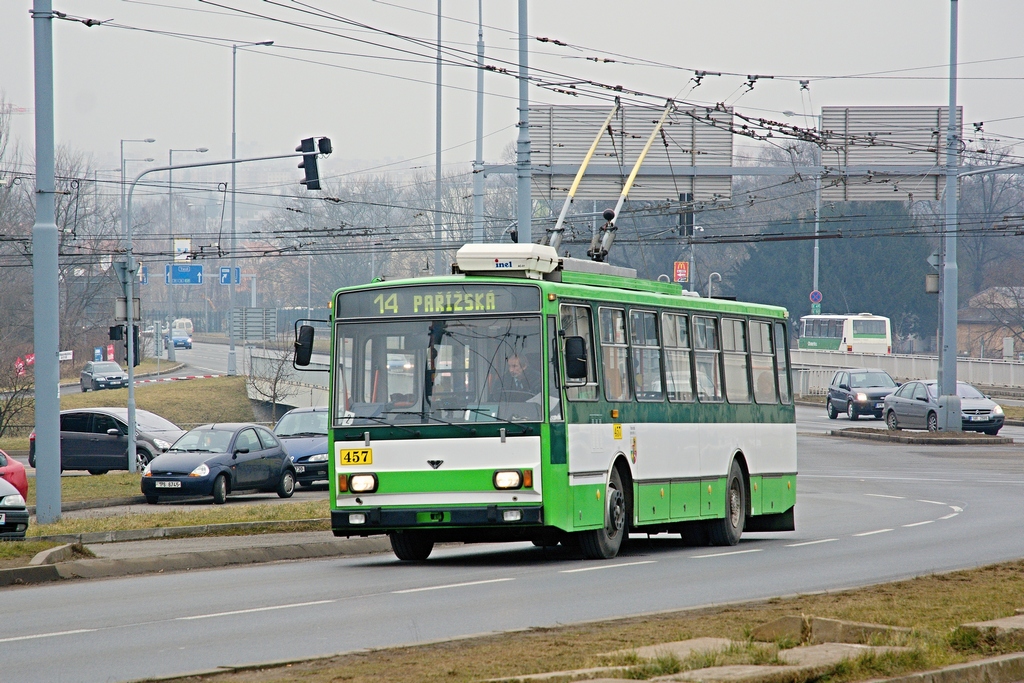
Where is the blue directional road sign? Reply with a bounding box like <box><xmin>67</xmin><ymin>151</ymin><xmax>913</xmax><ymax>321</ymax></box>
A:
<box><xmin>219</xmin><ymin>267</ymin><xmax>240</xmax><ymax>285</ymax></box>
<box><xmin>165</xmin><ymin>263</ymin><xmax>204</xmax><ymax>285</ymax></box>
<box><xmin>140</xmin><ymin>265</ymin><xmax>148</xmax><ymax>285</ymax></box>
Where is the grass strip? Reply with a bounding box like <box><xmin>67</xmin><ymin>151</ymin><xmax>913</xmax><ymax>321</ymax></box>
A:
<box><xmin>26</xmin><ymin>472</ymin><xmax>143</xmax><ymax>506</ymax></box>
<box><xmin>149</xmin><ymin>559</ymin><xmax>1024</xmax><ymax>683</ymax></box>
<box><xmin>0</xmin><ymin>540</ymin><xmax>63</xmax><ymax>569</ymax></box>
<box><xmin>26</xmin><ymin>500</ymin><xmax>330</xmax><ymax>538</ymax></box>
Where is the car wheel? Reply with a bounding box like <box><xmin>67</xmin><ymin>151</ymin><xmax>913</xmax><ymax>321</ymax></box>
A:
<box><xmin>81</xmin><ymin>382</ymin><xmax>88</xmax><ymax>393</ymax></box>
<box><xmin>145</xmin><ymin>494</ymin><xmax>158</xmax><ymax>505</ymax></box>
<box><xmin>212</xmin><ymin>473</ymin><xmax>228</xmax><ymax>504</ymax></box>
<box><xmin>886</xmin><ymin>410</ymin><xmax>900</xmax><ymax>431</ymax></box>
<box><xmin>709</xmin><ymin>459</ymin><xmax>746</xmax><ymax>547</ymax></box>
<box><xmin>28</xmin><ymin>453</ymin><xmax>35</xmax><ymax>468</ymax></box>
<box><xmin>135</xmin><ymin>450</ymin><xmax>153</xmax><ymax>472</ymax></box>
<box><xmin>826</xmin><ymin>400</ymin><xmax>838</xmax><ymax>420</ymax></box>
<box><xmin>579</xmin><ymin>466</ymin><xmax>627</xmax><ymax>559</ymax></box>
<box><xmin>390</xmin><ymin>531</ymin><xmax>434</xmax><ymax>561</ymax></box>
<box><xmin>927</xmin><ymin>412</ymin><xmax>939</xmax><ymax>432</ymax></box>
<box><xmin>984</xmin><ymin>427</ymin><xmax>1001</xmax><ymax>436</ymax></box>
<box><xmin>88</xmin><ymin>469</ymin><xmax>108</xmax><ymax>476</ymax></box>
<box><xmin>276</xmin><ymin>469</ymin><xmax>295</xmax><ymax>498</ymax></box>
<box><xmin>847</xmin><ymin>401</ymin><xmax>858</xmax><ymax>421</ymax></box>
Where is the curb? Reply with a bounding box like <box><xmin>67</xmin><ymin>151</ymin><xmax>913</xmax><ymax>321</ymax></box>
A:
<box><xmin>27</xmin><ymin>495</ymin><xmax>147</xmax><ymax>516</ymax></box>
<box><xmin>0</xmin><ymin>535</ymin><xmax>389</xmax><ymax>588</ymax></box>
<box><xmin>26</xmin><ymin>517</ymin><xmax>330</xmax><ymax>545</ymax></box>
<box><xmin>830</xmin><ymin>430</ymin><xmax>1014</xmax><ymax>445</ymax></box>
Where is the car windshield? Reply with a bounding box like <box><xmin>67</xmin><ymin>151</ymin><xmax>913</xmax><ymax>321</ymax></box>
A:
<box><xmin>849</xmin><ymin>372</ymin><xmax>896</xmax><ymax>388</ymax></box>
<box><xmin>94</xmin><ymin>362</ymin><xmax>122</xmax><ymax>373</ymax></box>
<box><xmin>136</xmin><ymin>411</ymin><xmax>181</xmax><ymax>432</ymax></box>
<box><xmin>335</xmin><ymin>316</ymin><xmax>543</xmax><ymax>427</ymax></box>
<box><xmin>169</xmin><ymin>429</ymin><xmax>234</xmax><ymax>453</ymax></box>
<box><xmin>926</xmin><ymin>383</ymin><xmax>985</xmax><ymax>399</ymax></box>
<box><xmin>275</xmin><ymin>411</ymin><xmax>328</xmax><ymax>437</ymax></box>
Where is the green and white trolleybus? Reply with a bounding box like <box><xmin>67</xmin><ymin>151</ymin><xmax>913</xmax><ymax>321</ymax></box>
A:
<box><xmin>294</xmin><ymin>244</ymin><xmax>797</xmax><ymax>561</ymax></box>
<box><xmin>798</xmin><ymin>313</ymin><xmax>892</xmax><ymax>354</ymax></box>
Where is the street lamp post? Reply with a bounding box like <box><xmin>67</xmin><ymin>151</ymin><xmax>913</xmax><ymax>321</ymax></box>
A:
<box><xmin>707</xmin><ymin>272</ymin><xmax>721</xmax><ymax>298</ymax></box>
<box><xmin>228</xmin><ymin>40</ymin><xmax>273</xmax><ymax>377</ymax></box>
<box><xmin>167</xmin><ymin>147</ymin><xmax>208</xmax><ymax>362</ymax></box>
<box><xmin>120</xmin><ymin>139</ymin><xmax>155</xmax><ymax>230</ymax></box>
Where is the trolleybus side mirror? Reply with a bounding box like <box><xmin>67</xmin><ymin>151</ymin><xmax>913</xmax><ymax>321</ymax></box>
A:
<box><xmin>294</xmin><ymin>325</ymin><xmax>315</xmax><ymax>367</ymax></box>
<box><xmin>564</xmin><ymin>336</ymin><xmax>588</xmax><ymax>383</ymax></box>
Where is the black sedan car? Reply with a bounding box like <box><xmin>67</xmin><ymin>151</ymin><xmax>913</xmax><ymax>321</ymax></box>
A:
<box><xmin>142</xmin><ymin>423</ymin><xmax>296</xmax><ymax>504</ymax></box>
<box><xmin>884</xmin><ymin>380</ymin><xmax>1005</xmax><ymax>434</ymax></box>
<box><xmin>274</xmin><ymin>406</ymin><xmax>329</xmax><ymax>488</ymax></box>
<box><xmin>80</xmin><ymin>361</ymin><xmax>129</xmax><ymax>392</ymax></box>
<box><xmin>826</xmin><ymin>368</ymin><xmax>899</xmax><ymax>420</ymax></box>
<box><xmin>0</xmin><ymin>476</ymin><xmax>29</xmax><ymax>539</ymax></box>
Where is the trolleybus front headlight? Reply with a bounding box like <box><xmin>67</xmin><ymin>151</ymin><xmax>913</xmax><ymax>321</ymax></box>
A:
<box><xmin>349</xmin><ymin>473</ymin><xmax>378</xmax><ymax>493</ymax></box>
<box><xmin>493</xmin><ymin>470</ymin><xmax>522</xmax><ymax>490</ymax></box>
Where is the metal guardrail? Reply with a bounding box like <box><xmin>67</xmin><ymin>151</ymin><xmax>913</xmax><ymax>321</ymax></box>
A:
<box><xmin>791</xmin><ymin>349</ymin><xmax>1024</xmax><ymax>395</ymax></box>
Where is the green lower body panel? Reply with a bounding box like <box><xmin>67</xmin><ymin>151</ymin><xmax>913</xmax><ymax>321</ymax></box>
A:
<box><xmin>572</xmin><ymin>483</ymin><xmax>605</xmax><ymax>530</ymax></box>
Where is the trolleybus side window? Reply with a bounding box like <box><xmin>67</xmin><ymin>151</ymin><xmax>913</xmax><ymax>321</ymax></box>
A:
<box><xmin>774</xmin><ymin>321</ymin><xmax>792</xmax><ymax>404</ymax></box>
<box><xmin>662</xmin><ymin>312</ymin><xmax>694</xmax><ymax>403</ymax></box>
<box><xmin>722</xmin><ymin>318</ymin><xmax>751</xmax><ymax>404</ymax></box>
<box><xmin>559</xmin><ymin>304</ymin><xmax>598</xmax><ymax>401</ymax></box>
<box><xmin>599</xmin><ymin>307</ymin><xmax>631</xmax><ymax>402</ymax></box>
<box><xmin>750</xmin><ymin>320</ymin><xmax>777</xmax><ymax>404</ymax></box>
<box><xmin>693</xmin><ymin>316</ymin><xmax>723</xmax><ymax>402</ymax></box>
<box><xmin>629</xmin><ymin>310</ymin><xmax>664</xmax><ymax>402</ymax></box>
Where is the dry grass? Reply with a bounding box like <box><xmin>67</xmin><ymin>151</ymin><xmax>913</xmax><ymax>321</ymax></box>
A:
<box><xmin>152</xmin><ymin>560</ymin><xmax>1024</xmax><ymax>683</ymax></box>
<box><xmin>25</xmin><ymin>472</ymin><xmax>143</xmax><ymax>505</ymax></box>
<box><xmin>27</xmin><ymin>499</ymin><xmax>329</xmax><ymax>538</ymax></box>
<box><xmin>1001</xmin><ymin>405</ymin><xmax>1024</xmax><ymax>421</ymax></box>
<box><xmin>0</xmin><ymin>539</ymin><xmax>63</xmax><ymax>569</ymax></box>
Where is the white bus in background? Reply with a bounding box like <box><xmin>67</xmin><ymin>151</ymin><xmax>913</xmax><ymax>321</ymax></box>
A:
<box><xmin>798</xmin><ymin>313</ymin><xmax>891</xmax><ymax>354</ymax></box>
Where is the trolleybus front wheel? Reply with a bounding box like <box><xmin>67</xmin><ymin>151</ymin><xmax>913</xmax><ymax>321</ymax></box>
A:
<box><xmin>709</xmin><ymin>460</ymin><xmax>746</xmax><ymax>546</ymax></box>
<box><xmin>579</xmin><ymin>467</ymin><xmax>627</xmax><ymax>559</ymax></box>
<box><xmin>390</xmin><ymin>531</ymin><xmax>435</xmax><ymax>561</ymax></box>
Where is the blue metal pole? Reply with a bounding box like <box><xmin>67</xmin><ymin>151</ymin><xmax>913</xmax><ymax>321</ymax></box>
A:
<box><xmin>516</xmin><ymin>0</ymin><xmax>532</xmax><ymax>243</ymax></box>
<box><xmin>939</xmin><ymin>0</ymin><xmax>961</xmax><ymax>430</ymax></box>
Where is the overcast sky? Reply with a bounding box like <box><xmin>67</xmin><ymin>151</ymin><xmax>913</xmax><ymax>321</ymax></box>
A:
<box><xmin>2</xmin><ymin>0</ymin><xmax>1023</xmax><ymax>186</ymax></box>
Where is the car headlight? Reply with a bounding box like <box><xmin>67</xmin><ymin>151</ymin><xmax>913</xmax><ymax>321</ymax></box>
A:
<box><xmin>308</xmin><ymin>453</ymin><xmax>328</xmax><ymax>462</ymax></box>
<box><xmin>855</xmin><ymin>393</ymin><xmax>868</xmax><ymax>402</ymax></box>
<box><xmin>143</xmin><ymin>463</ymin><xmax>152</xmax><ymax>477</ymax></box>
<box><xmin>153</xmin><ymin>439</ymin><xmax>171</xmax><ymax>450</ymax></box>
<box><xmin>189</xmin><ymin>463</ymin><xmax>210</xmax><ymax>477</ymax></box>
<box><xmin>349</xmin><ymin>473</ymin><xmax>378</xmax><ymax>493</ymax></box>
<box><xmin>0</xmin><ymin>494</ymin><xmax>26</xmax><ymax>507</ymax></box>
<box><xmin>493</xmin><ymin>470</ymin><xmax>523</xmax><ymax>490</ymax></box>
<box><xmin>993</xmin><ymin>404</ymin><xmax>1004</xmax><ymax>415</ymax></box>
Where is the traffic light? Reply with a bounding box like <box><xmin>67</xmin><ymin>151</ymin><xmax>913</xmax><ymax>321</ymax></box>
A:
<box><xmin>297</xmin><ymin>137</ymin><xmax>332</xmax><ymax>191</ymax></box>
<box><xmin>124</xmin><ymin>324</ymin><xmax>140</xmax><ymax>367</ymax></box>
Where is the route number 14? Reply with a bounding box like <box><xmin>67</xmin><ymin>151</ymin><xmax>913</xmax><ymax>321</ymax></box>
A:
<box><xmin>373</xmin><ymin>293</ymin><xmax>398</xmax><ymax>315</ymax></box>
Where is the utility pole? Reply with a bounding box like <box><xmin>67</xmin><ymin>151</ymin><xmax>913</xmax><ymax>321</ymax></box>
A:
<box><xmin>434</xmin><ymin>1</ymin><xmax>443</xmax><ymax>273</ymax></box>
<box><xmin>31</xmin><ymin>0</ymin><xmax>61</xmax><ymax>523</ymax></box>
<box><xmin>471</xmin><ymin>0</ymin><xmax>485</xmax><ymax>244</ymax></box>
<box><xmin>516</xmin><ymin>0</ymin><xmax>532</xmax><ymax>244</ymax></box>
<box><xmin>938</xmin><ymin>0</ymin><xmax>962</xmax><ymax>430</ymax></box>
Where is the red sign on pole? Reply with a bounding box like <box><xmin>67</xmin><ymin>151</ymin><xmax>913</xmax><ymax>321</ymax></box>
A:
<box><xmin>14</xmin><ymin>357</ymin><xmax>25</xmax><ymax>377</ymax></box>
<box><xmin>106</xmin><ymin>344</ymin><xmax>116</xmax><ymax>362</ymax></box>
<box><xmin>673</xmin><ymin>261</ymin><xmax>689</xmax><ymax>283</ymax></box>
<box><xmin>25</xmin><ymin>353</ymin><xmax>35</xmax><ymax>366</ymax></box>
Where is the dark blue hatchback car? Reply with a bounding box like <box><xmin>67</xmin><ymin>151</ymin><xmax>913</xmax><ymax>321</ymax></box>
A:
<box><xmin>274</xmin><ymin>407</ymin><xmax>329</xmax><ymax>488</ymax></box>
<box><xmin>142</xmin><ymin>423</ymin><xmax>296</xmax><ymax>504</ymax></box>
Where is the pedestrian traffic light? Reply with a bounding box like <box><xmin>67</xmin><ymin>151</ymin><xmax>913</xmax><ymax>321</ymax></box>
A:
<box><xmin>124</xmin><ymin>324</ymin><xmax>140</xmax><ymax>367</ymax></box>
<box><xmin>297</xmin><ymin>137</ymin><xmax>332</xmax><ymax>191</ymax></box>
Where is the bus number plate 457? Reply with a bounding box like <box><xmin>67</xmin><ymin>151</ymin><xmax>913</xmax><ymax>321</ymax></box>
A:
<box><xmin>339</xmin><ymin>448</ymin><xmax>373</xmax><ymax>466</ymax></box>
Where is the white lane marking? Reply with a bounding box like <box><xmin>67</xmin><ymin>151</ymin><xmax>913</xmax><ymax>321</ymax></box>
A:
<box><xmin>786</xmin><ymin>538</ymin><xmax>838</xmax><ymax>547</ymax></box>
<box><xmin>917</xmin><ymin>499</ymin><xmax>948</xmax><ymax>505</ymax></box>
<box><xmin>691</xmin><ymin>549</ymin><xmax>763</xmax><ymax>559</ymax></box>
<box><xmin>176</xmin><ymin>599</ymin><xmax>335</xmax><ymax>621</ymax></box>
<box><xmin>0</xmin><ymin>628</ymin><xmax>97</xmax><ymax>644</ymax></box>
<box><xmin>865</xmin><ymin>494</ymin><xmax>904</xmax><ymax>499</ymax></box>
<box><xmin>560</xmin><ymin>560</ymin><xmax>657</xmax><ymax>574</ymax></box>
<box><xmin>391</xmin><ymin>578</ymin><xmax>515</xmax><ymax>594</ymax></box>
<box><xmin>939</xmin><ymin>513</ymin><xmax>959</xmax><ymax>520</ymax></box>
<box><xmin>903</xmin><ymin>520</ymin><xmax>934</xmax><ymax>528</ymax></box>
<box><xmin>853</xmin><ymin>529</ymin><xmax>893</xmax><ymax>537</ymax></box>
<box><xmin>950</xmin><ymin>506</ymin><xmax>963</xmax><ymax>513</ymax></box>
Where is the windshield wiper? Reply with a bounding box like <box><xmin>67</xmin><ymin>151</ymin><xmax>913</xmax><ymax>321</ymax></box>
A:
<box><xmin>280</xmin><ymin>431</ymin><xmax>326</xmax><ymax>438</ymax></box>
<box><xmin>461</xmin><ymin>407</ymin><xmax>533</xmax><ymax>435</ymax></box>
<box><xmin>344</xmin><ymin>414</ymin><xmax>421</xmax><ymax>438</ymax></box>
<box><xmin>420</xmin><ymin>413</ymin><xmax>477</xmax><ymax>435</ymax></box>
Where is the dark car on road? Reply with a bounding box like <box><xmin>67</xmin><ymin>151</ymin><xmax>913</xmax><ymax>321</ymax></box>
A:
<box><xmin>274</xmin><ymin>407</ymin><xmax>329</xmax><ymax>488</ymax></box>
<box><xmin>826</xmin><ymin>368</ymin><xmax>899</xmax><ymax>420</ymax></box>
<box><xmin>80</xmin><ymin>361</ymin><xmax>129</xmax><ymax>392</ymax></box>
<box><xmin>0</xmin><ymin>476</ymin><xmax>29</xmax><ymax>539</ymax></box>
<box><xmin>142</xmin><ymin>423</ymin><xmax>296</xmax><ymax>504</ymax></box>
<box><xmin>884</xmin><ymin>380</ymin><xmax>1004</xmax><ymax>434</ymax></box>
<box><xmin>29</xmin><ymin>408</ymin><xmax>185</xmax><ymax>474</ymax></box>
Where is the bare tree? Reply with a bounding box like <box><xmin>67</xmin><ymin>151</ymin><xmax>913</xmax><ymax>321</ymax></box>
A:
<box><xmin>0</xmin><ymin>357</ymin><xmax>34</xmax><ymax>438</ymax></box>
<box><xmin>246</xmin><ymin>343</ymin><xmax>296</xmax><ymax>419</ymax></box>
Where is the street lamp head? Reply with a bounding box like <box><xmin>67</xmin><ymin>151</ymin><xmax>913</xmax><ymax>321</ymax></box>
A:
<box><xmin>782</xmin><ymin>111</ymin><xmax>797</xmax><ymax>117</ymax></box>
<box><xmin>196</xmin><ymin>148</ymin><xmax>209</xmax><ymax>153</ymax></box>
<box><xmin>257</xmin><ymin>41</ymin><xmax>274</xmax><ymax>46</ymax></box>
<box><xmin>143</xmin><ymin>138</ymin><xmax>156</xmax><ymax>143</ymax></box>
<box><xmin>142</xmin><ymin>158</ymin><xmax>154</xmax><ymax>162</ymax></box>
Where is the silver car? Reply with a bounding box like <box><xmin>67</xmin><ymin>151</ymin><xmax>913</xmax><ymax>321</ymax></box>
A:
<box><xmin>883</xmin><ymin>380</ymin><xmax>1004</xmax><ymax>434</ymax></box>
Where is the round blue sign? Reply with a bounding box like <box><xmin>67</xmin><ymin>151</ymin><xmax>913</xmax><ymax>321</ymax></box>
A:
<box><xmin>809</xmin><ymin>289</ymin><xmax>823</xmax><ymax>304</ymax></box>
